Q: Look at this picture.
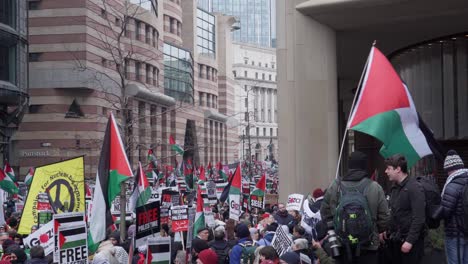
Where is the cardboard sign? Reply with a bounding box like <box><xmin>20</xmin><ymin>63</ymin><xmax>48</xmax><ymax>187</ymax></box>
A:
<box><xmin>53</xmin><ymin>212</ymin><xmax>85</xmax><ymax>262</ymax></box>
<box><xmin>57</xmin><ymin>222</ymin><xmax>88</xmax><ymax>264</ymax></box>
<box><xmin>147</xmin><ymin>237</ymin><xmax>171</xmax><ymax>264</ymax></box>
<box><xmin>135</xmin><ymin>201</ymin><xmax>161</xmax><ymax>247</ymax></box>
<box><xmin>250</xmin><ymin>194</ymin><xmax>264</xmax><ymax>209</ymax></box>
<box><xmin>271</xmin><ymin>226</ymin><xmax>293</xmax><ymax>257</ymax></box>
<box><xmin>204</xmin><ymin>209</ymin><xmax>215</xmax><ymax>228</ymax></box>
<box><xmin>286</xmin><ymin>193</ymin><xmax>304</xmax><ymax>211</ymax></box>
<box><xmin>23</xmin><ymin>220</ymin><xmax>54</xmax><ymax>255</ymax></box>
<box><xmin>206</xmin><ymin>181</ymin><xmax>216</xmax><ymax>199</ymax></box>
<box><xmin>229</xmin><ymin>194</ymin><xmax>241</xmax><ymax>221</ymax></box>
<box><xmin>171</xmin><ymin>206</ymin><xmax>189</xmax><ymax>232</ymax></box>
<box><xmin>161</xmin><ymin>189</ymin><xmax>180</xmax><ymax>207</ymax></box>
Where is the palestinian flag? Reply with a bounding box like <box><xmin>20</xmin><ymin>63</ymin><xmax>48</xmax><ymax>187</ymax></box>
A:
<box><xmin>146</xmin><ymin>162</ymin><xmax>158</xmax><ymax>183</ymax></box>
<box><xmin>0</xmin><ymin>169</ymin><xmax>18</xmax><ymax>194</ymax></box>
<box><xmin>183</xmin><ymin>159</ymin><xmax>194</xmax><ymax>190</ymax></box>
<box><xmin>147</xmin><ymin>239</ymin><xmax>171</xmax><ymax>264</ymax></box>
<box><xmin>88</xmin><ymin>113</ymin><xmax>133</xmax><ymax>253</ymax></box>
<box><xmin>169</xmin><ymin>135</ymin><xmax>184</xmax><ymax>156</ymax></box>
<box><xmin>24</xmin><ymin>167</ymin><xmax>34</xmax><ymax>186</ymax></box>
<box><xmin>228</xmin><ymin>164</ymin><xmax>242</xmax><ymax>220</ymax></box>
<box><xmin>198</xmin><ymin>166</ymin><xmax>206</xmax><ymax>185</ymax></box>
<box><xmin>217</xmin><ymin>162</ymin><xmax>228</xmax><ymax>181</ymax></box>
<box><xmin>59</xmin><ymin>225</ymin><xmax>87</xmax><ymax>250</ymax></box>
<box><xmin>130</xmin><ymin>162</ymin><xmax>152</xmax><ymax>210</ymax></box>
<box><xmin>4</xmin><ymin>161</ymin><xmax>16</xmax><ymax>182</ymax></box>
<box><xmin>193</xmin><ymin>186</ymin><xmax>205</xmax><ymax>238</ymax></box>
<box><xmin>250</xmin><ymin>174</ymin><xmax>266</xmax><ymax>209</ymax></box>
<box><xmin>148</xmin><ymin>149</ymin><xmax>157</xmax><ymax>166</ymax></box>
<box><xmin>348</xmin><ymin>47</ymin><xmax>432</xmax><ymax>167</ymax></box>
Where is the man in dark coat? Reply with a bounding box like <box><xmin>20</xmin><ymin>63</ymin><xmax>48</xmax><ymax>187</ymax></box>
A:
<box><xmin>439</xmin><ymin>150</ymin><xmax>468</xmax><ymax>264</ymax></box>
<box><xmin>384</xmin><ymin>154</ymin><xmax>426</xmax><ymax>264</ymax></box>
<box><xmin>274</xmin><ymin>203</ymin><xmax>294</xmax><ymax>225</ymax></box>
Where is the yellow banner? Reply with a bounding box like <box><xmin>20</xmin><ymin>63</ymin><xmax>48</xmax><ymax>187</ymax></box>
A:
<box><xmin>18</xmin><ymin>156</ymin><xmax>85</xmax><ymax>234</ymax></box>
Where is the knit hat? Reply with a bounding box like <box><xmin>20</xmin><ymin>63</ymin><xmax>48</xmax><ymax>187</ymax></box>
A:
<box><xmin>348</xmin><ymin>151</ymin><xmax>367</xmax><ymax>170</ymax></box>
<box><xmin>280</xmin><ymin>252</ymin><xmax>300</xmax><ymax>264</ymax></box>
<box><xmin>235</xmin><ymin>223</ymin><xmax>250</xmax><ymax>239</ymax></box>
<box><xmin>198</xmin><ymin>249</ymin><xmax>218</xmax><ymax>263</ymax></box>
<box><xmin>312</xmin><ymin>188</ymin><xmax>324</xmax><ymax>199</ymax></box>
<box><xmin>197</xmin><ymin>227</ymin><xmax>209</xmax><ymax>234</ymax></box>
<box><xmin>444</xmin><ymin>150</ymin><xmax>464</xmax><ymax>172</ymax></box>
<box><xmin>191</xmin><ymin>239</ymin><xmax>209</xmax><ymax>253</ymax></box>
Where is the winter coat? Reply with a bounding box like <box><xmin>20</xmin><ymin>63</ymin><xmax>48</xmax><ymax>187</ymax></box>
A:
<box><xmin>440</xmin><ymin>170</ymin><xmax>468</xmax><ymax>237</ymax></box>
<box><xmin>321</xmin><ymin>169</ymin><xmax>390</xmax><ymax>250</ymax></box>
<box><xmin>257</xmin><ymin>232</ymin><xmax>274</xmax><ymax>246</ymax></box>
<box><xmin>229</xmin><ymin>238</ymin><xmax>251</xmax><ymax>264</ymax></box>
<box><xmin>274</xmin><ymin>211</ymin><xmax>294</xmax><ymax>226</ymax></box>
<box><xmin>389</xmin><ymin>176</ymin><xmax>426</xmax><ymax>244</ymax></box>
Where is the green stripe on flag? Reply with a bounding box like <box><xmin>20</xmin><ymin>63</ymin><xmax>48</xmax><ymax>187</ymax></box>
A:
<box><xmin>351</xmin><ymin>110</ymin><xmax>420</xmax><ymax>167</ymax></box>
<box><xmin>61</xmin><ymin>239</ymin><xmax>87</xmax><ymax>250</ymax></box>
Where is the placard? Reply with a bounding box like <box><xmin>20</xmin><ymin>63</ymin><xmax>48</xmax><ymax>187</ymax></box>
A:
<box><xmin>147</xmin><ymin>237</ymin><xmax>171</xmax><ymax>264</ymax></box>
<box><xmin>286</xmin><ymin>193</ymin><xmax>304</xmax><ymax>211</ymax></box>
<box><xmin>271</xmin><ymin>226</ymin><xmax>293</xmax><ymax>257</ymax></box>
<box><xmin>53</xmin><ymin>212</ymin><xmax>85</xmax><ymax>262</ymax></box>
<box><xmin>23</xmin><ymin>220</ymin><xmax>54</xmax><ymax>255</ymax></box>
<box><xmin>135</xmin><ymin>201</ymin><xmax>161</xmax><ymax>247</ymax></box>
<box><xmin>57</xmin><ymin>222</ymin><xmax>87</xmax><ymax>264</ymax></box>
<box><xmin>171</xmin><ymin>205</ymin><xmax>189</xmax><ymax>232</ymax></box>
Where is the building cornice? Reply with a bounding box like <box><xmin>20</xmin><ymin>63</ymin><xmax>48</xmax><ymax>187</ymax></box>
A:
<box><xmin>125</xmin><ymin>83</ymin><xmax>176</xmax><ymax>106</ymax></box>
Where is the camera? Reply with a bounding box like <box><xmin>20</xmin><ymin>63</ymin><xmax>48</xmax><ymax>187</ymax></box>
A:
<box><xmin>325</xmin><ymin>221</ymin><xmax>342</xmax><ymax>258</ymax></box>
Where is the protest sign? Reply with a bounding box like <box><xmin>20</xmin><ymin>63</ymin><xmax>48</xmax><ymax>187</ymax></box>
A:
<box><xmin>203</xmin><ymin>209</ymin><xmax>215</xmax><ymax>228</ymax></box>
<box><xmin>23</xmin><ymin>220</ymin><xmax>54</xmax><ymax>255</ymax></box>
<box><xmin>147</xmin><ymin>237</ymin><xmax>171</xmax><ymax>264</ymax></box>
<box><xmin>38</xmin><ymin>211</ymin><xmax>53</xmax><ymax>227</ymax></box>
<box><xmin>161</xmin><ymin>189</ymin><xmax>180</xmax><ymax>207</ymax></box>
<box><xmin>18</xmin><ymin>157</ymin><xmax>85</xmax><ymax>234</ymax></box>
<box><xmin>229</xmin><ymin>194</ymin><xmax>241</xmax><ymax>221</ymax></box>
<box><xmin>286</xmin><ymin>193</ymin><xmax>304</xmax><ymax>211</ymax></box>
<box><xmin>57</xmin><ymin>222</ymin><xmax>87</xmax><ymax>264</ymax></box>
<box><xmin>242</xmin><ymin>194</ymin><xmax>250</xmax><ymax>212</ymax></box>
<box><xmin>186</xmin><ymin>207</ymin><xmax>196</xmax><ymax>249</ymax></box>
<box><xmin>160</xmin><ymin>205</ymin><xmax>170</xmax><ymax>225</ymax></box>
<box><xmin>250</xmin><ymin>194</ymin><xmax>264</xmax><ymax>209</ymax></box>
<box><xmin>53</xmin><ymin>212</ymin><xmax>85</xmax><ymax>262</ymax></box>
<box><xmin>206</xmin><ymin>181</ymin><xmax>216</xmax><ymax>199</ymax></box>
<box><xmin>111</xmin><ymin>195</ymin><xmax>131</xmax><ymax>214</ymax></box>
<box><xmin>171</xmin><ymin>205</ymin><xmax>189</xmax><ymax>232</ymax></box>
<box><xmin>136</xmin><ymin>201</ymin><xmax>161</xmax><ymax>247</ymax></box>
<box><xmin>271</xmin><ymin>226</ymin><xmax>293</xmax><ymax>257</ymax></box>
<box><xmin>148</xmin><ymin>188</ymin><xmax>160</xmax><ymax>203</ymax></box>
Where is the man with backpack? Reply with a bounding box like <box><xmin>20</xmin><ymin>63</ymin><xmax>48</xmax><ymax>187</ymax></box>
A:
<box><xmin>229</xmin><ymin>223</ymin><xmax>257</xmax><ymax>264</ymax></box>
<box><xmin>209</xmin><ymin>229</ymin><xmax>232</xmax><ymax>264</ymax></box>
<box><xmin>438</xmin><ymin>150</ymin><xmax>468</xmax><ymax>264</ymax></box>
<box><xmin>383</xmin><ymin>154</ymin><xmax>426</xmax><ymax>264</ymax></box>
<box><xmin>321</xmin><ymin>151</ymin><xmax>390</xmax><ymax>263</ymax></box>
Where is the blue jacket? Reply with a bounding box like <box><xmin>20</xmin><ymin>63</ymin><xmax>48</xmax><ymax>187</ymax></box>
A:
<box><xmin>441</xmin><ymin>171</ymin><xmax>468</xmax><ymax>237</ymax></box>
<box><xmin>229</xmin><ymin>238</ymin><xmax>251</xmax><ymax>264</ymax></box>
<box><xmin>257</xmin><ymin>232</ymin><xmax>274</xmax><ymax>246</ymax></box>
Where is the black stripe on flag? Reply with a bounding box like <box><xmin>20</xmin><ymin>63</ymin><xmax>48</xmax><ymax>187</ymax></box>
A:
<box><xmin>97</xmin><ymin>119</ymin><xmax>114</xmax><ymax>228</ymax></box>
<box><xmin>149</xmin><ymin>244</ymin><xmax>170</xmax><ymax>254</ymax></box>
<box><xmin>60</xmin><ymin>227</ymin><xmax>86</xmax><ymax>236</ymax></box>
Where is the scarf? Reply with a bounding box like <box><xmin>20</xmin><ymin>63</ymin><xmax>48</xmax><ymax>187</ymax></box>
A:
<box><xmin>441</xmin><ymin>168</ymin><xmax>468</xmax><ymax>196</ymax></box>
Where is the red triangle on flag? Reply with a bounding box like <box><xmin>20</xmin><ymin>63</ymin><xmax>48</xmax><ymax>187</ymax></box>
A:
<box><xmin>109</xmin><ymin>114</ymin><xmax>132</xmax><ymax>177</ymax></box>
<box><xmin>59</xmin><ymin>232</ymin><xmax>66</xmax><ymax>248</ymax></box>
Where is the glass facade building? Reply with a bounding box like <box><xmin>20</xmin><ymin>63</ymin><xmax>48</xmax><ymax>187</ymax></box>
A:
<box><xmin>196</xmin><ymin>8</ymin><xmax>216</xmax><ymax>58</ymax></box>
<box><xmin>163</xmin><ymin>43</ymin><xmax>194</xmax><ymax>103</ymax></box>
<box><xmin>211</xmin><ymin>0</ymin><xmax>275</xmax><ymax>48</ymax></box>
<box><xmin>129</xmin><ymin>0</ymin><xmax>158</xmax><ymax>16</ymax></box>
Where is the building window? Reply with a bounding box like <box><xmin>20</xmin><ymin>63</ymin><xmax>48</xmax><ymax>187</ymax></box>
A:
<box><xmin>199</xmin><ymin>92</ymin><xmax>204</xmax><ymax>106</ymax></box>
<box><xmin>258</xmin><ymin>62</ymin><xmax>261</xmax><ymax>67</ymax></box>
<box><xmin>244</xmin><ymin>59</ymin><xmax>248</xmax><ymax>64</ymax></box>
<box><xmin>101</xmin><ymin>8</ymin><xmax>107</xmax><ymax>19</ymax></box>
<box><xmin>0</xmin><ymin>44</ymin><xmax>16</xmax><ymax>83</ymax></box>
<box><xmin>269</xmin><ymin>74</ymin><xmax>272</xmax><ymax>81</ymax></box>
<box><xmin>153</xmin><ymin>29</ymin><xmax>158</xmax><ymax>48</ymax></box>
<box><xmin>244</xmin><ymin>85</ymin><xmax>247</xmax><ymax>92</ymax></box>
<box><xmin>268</xmin><ymin>110</ymin><xmax>271</xmax><ymax>122</ymax></box>
<box><xmin>115</xmin><ymin>17</ymin><xmax>121</xmax><ymax>26</ymax></box>
<box><xmin>146</xmin><ymin>64</ymin><xmax>151</xmax><ymax>83</ymax></box>
<box><xmin>251</xmin><ymin>61</ymin><xmax>254</xmax><ymax>66</ymax></box>
<box><xmin>196</xmin><ymin>8</ymin><xmax>216</xmax><ymax>58</ymax></box>
<box><xmin>262</xmin><ymin>73</ymin><xmax>265</xmax><ymax>80</ymax></box>
<box><xmin>244</xmin><ymin>71</ymin><xmax>247</xmax><ymax>77</ymax></box>
<box><xmin>270</xmin><ymin>128</ymin><xmax>273</xmax><ymax>136</ymax></box>
<box><xmin>101</xmin><ymin>58</ymin><xmax>107</xmax><ymax>67</ymax></box>
<box><xmin>256</xmin><ymin>127</ymin><xmax>259</xmax><ymax>136</ymax></box>
<box><xmin>233</xmin><ymin>70</ymin><xmax>236</xmax><ymax>77</ymax></box>
<box><xmin>263</xmin><ymin>128</ymin><xmax>266</xmax><ymax>136</ymax></box>
<box><xmin>145</xmin><ymin>25</ymin><xmax>151</xmax><ymax>44</ymax></box>
<box><xmin>244</xmin><ymin>112</ymin><xmax>249</xmax><ymax>122</ymax></box>
<box><xmin>135</xmin><ymin>62</ymin><xmax>141</xmax><ymax>81</ymax></box>
<box><xmin>135</xmin><ymin>20</ymin><xmax>141</xmax><ymax>40</ymax></box>
<box><xmin>29</xmin><ymin>53</ymin><xmax>42</xmax><ymax>62</ymax></box>
<box><xmin>244</xmin><ymin>98</ymin><xmax>248</xmax><ymax>108</ymax></box>
<box><xmin>272</xmin><ymin>63</ymin><xmax>275</xmax><ymax>69</ymax></box>
<box><xmin>153</xmin><ymin>67</ymin><xmax>159</xmax><ymax>86</ymax></box>
<box><xmin>255</xmin><ymin>72</ymin><xmax>258</xmax><ymax>79</ymax></box>
<box><xmin>206</xmin><ymin>66</ymin><xmax>211</xmax><ymax>80</ymax></box>
<box><xmin>163</xmin><ymin>43</ymin><xmax>194</xmax><ymax>103</ymax></box>
<box><xmin>28</xmin><ymin>1</ymin><xmax>39</xmax><ymax>10</ymax></box>
<box><xmin>265</xmin><ymin>63</ymin><xmax>268</xmax><ymax>67</ymax></box>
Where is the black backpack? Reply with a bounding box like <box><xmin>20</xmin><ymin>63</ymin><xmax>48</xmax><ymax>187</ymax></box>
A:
<box><xmin>415</xmin><ymin>176</ymin><xmax>441</xmax><ymax>229</ymax></box>
<box><xmin>334</xmin><ymin>178</ymin><xmax>374</xmax><ymax>249</ymax></box>
<box><xmin>211</xmin><ymin>243</ymin><xmax>231</xmax><ymax>264</ymax></box>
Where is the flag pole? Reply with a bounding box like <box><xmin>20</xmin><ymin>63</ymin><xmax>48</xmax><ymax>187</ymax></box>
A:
<box><xmin>335</xmin><ymin>43</ymin><xmax>376</xmax><ymax>179</ymax></box>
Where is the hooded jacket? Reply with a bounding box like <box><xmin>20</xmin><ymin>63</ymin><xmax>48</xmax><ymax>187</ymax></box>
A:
<box><xmin>321</xmin><ymin>169</ymin><xmax>390</xmax><ymax>250</ymax></box>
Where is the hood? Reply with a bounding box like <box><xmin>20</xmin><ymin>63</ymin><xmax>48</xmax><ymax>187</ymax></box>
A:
<box><xmin>343</xmin><ymin>169</ymin><xmax>368</xmax><ymax>181</ymax></box>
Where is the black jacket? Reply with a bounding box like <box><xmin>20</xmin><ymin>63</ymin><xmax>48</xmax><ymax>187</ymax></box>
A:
<box><xmin>440</xmin><ymin>171</ymin><xmax>468</xmax><ymax>237</ymax></box>
<box><xmin>389</xmin><ymin>176</ymin><xmax>426</xmax><ymax>244</ymax></box>
<box><xmin>274</xmin><ymin>211</ymin><xmax>294</xmax><ymax>226</ymax></box>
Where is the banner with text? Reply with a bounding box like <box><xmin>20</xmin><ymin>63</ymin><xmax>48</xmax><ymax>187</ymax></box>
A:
<box><xmin>171</xmin><ymin>205</ymin><xmax>188</xmax><ymax>232</ymax></box>
<box><xmin>57</xmin><ymin>222</ymin><xmax>87</xmax><ymax>264</ymax></box>
<box><xmin>136</xmin><ymin>201</ymin><xmax>161</xmax><ymax>247</ymax></box>
<box><xmin>286</xmin><ymin>193</ymin><xmax>304</xmax><ymax>211</ymax></box>
<box><xmin>53</xmin><ymin>212</ymin><xmax>85</xmax><ymax>263</ymax></box>
<box><xmin>23</xmin><ymin>220</ymin><xmax>54</xmax><ymax>256</ymax></box>
<box><xmin>271</xmin><ymin>226</ymin><xmax>293</xmax><ymax>257</ymax></box>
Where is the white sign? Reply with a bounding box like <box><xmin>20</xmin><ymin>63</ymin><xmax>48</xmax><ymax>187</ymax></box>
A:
<box><xmin>271</xmin><ymin>226</ymin><xmax>293</xmax><ymax>257</ymax></box>
<box><xmin>229</xmin><ymin>194</ymin><xmax>241</xmax><ymax>221</ymax></box>
<box><xmin>23</xmin><ymin>220</ymin><xmax>54</xmax><ymax>255</ymax></box>
<box><xmin>286</xmin><ymin>193</ymin><xmax>304</xmax><ymax>211</ymax></box>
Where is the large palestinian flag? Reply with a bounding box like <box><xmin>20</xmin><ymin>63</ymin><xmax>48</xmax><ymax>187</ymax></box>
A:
<box><xmin>193</xmin><ymin>186</ymin><xmax>205</xmax><ymax>238</ymax></box>
<box><xmin>169</xmin><ymin>135</ymin><xmax>184</xmax><ymax>156</ymax></box>
<box><xmin>348</xmin><ymin>47</ymin><xmax>432</xmax><ymax>167</ymax></box>
<box><xmin>88</xmin><ymin>113</ymin><xmax>133</xmax><ymax>253</ymax></box>
<box><xmin>129</xmin><ymin>162</ymin><xmax>152</xmax><ymax>210</ymax></box>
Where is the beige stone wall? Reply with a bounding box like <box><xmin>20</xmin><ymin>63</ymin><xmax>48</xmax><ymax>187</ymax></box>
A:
<box><xmin>277</xmin><ymin>1</ymin><xmax>339</xmax><ymax>202</ymax></box>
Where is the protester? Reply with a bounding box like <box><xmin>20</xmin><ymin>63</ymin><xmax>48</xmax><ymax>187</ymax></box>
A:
<box><xmin>196</xmin><ymin>249</ymin><xmax>218</xmax><ymax>264</ymax></box>
<box><xmin>321</xmin><ymin>151</ymin><xmax>389</xmax><ymax>263</ymax></box>
<box><xmin>108</xmin><ymin>231</ymin><xmax>121</xmax><ymax>246</ymax></box>
<box><xmin>25</xmin><ymin>246</ymin><xmax>48</xmax><ymax>264</ymax></box>
<box><xmin>5</xmin><ymin>246</ymin><xmax>27</xmax><ymax>264</ymax></box>
<box><xmin>11</xmin><ymin>235</ymin><xmax>22</xmax><ymax>248</ymax></box>
<box><xmin>194</xmin><ymin>228</ymin><xmax>209</xmax><ymax>241</ymax></box>
<box><xmin>292</xmin><ymin>238</ymin><xmax>313</xmax><ymax>261</ymax></box>
<box><xmin>279</xmin><ymin>252</ymin><xmax>300</xmax><ymax>264</ymax></box>
<box><xmin>253</xmin><ymin>246</ymin><xmax>265</xmax><ymax>264</ymax></box>
<box><xmin>383</xmin><ymin>154</ymin><xmax>426</xmax><ymax>264</ymax></box>
<box><xmin>311</xmin><ymin>220</ymin><xmax>335</xmax><ymax>264</ymax></box>
<box><xmin>94</xmin><ymin>241</ymin><xmax>119</xmax><ymax>264</ymax></box>
<box><xmin>258</xmin><ymin>246</ymin><xmax>279</xmax><ymax>263</ymax></box>
<box><xmin>309</xmin><ymin>188</ymin><xmax>325</xmax><ymax>212</ymax></box>
<box><xmin>273</xmin><ymin>203</ymin><xmax>293</xmax><ymax>225</ymax></box>
<box><xmin>250</xmin><ymin>228</ymin><xmax>260</xmax><ymax>243</ymax></box>
<box><xmin>191</xmin><ymin>239</ymin><xmax>209</xmax><ymax>264</ymax></box>
<box><xmin>437</xmin><ymin>150</ymin><xmax>468</xmax><ymax>264</ymax></box>
<box><xmin>230</xmin><ymin>223</ymin><xmax>255</xmax><ymax>264</ymax></box>
<box><xmin>209</xmin><ymin>229</ymin><xmax>231</xmax><ymax>264</ymax></box>
<box><xmin>257</xmin><ymin>223</ymin><xmax>277</xmax><ymax>246</ymax></box>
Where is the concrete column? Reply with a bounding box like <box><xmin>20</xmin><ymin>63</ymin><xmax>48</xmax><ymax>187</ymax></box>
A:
<box><xmin>277</xmin><ymin>1</ymin><xmax>338</xmax><ymax>201</ymax></box>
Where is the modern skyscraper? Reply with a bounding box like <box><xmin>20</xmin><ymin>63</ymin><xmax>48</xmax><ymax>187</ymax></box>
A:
<box><xmin>211</xmin><ymin>0</ymin><xmax>275</xmax><ymax>48</ymax></box>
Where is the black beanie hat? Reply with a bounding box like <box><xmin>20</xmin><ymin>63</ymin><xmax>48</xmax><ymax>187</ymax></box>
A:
<box><xmin>192</xmin><ymin>238</ymin><xmax>209</xmax><ymax>253</ymax></box>
<box><xmin>235</xmin><ymin>223</ymin><xmax>250</xmax><ymax>239</ymax></box>
<box><xmin>266</xmin><ymin>222</ymin><xmax>279</xmax><ymax>232</ymax></box>
<box><xmin>280</xmin><ymin>252</ymin><xmax>300</xmax><ymax>264</ymax></box>
<box><xmin>348</xmin><ymin>151</ymin><xmax>367</xmax><ymax>170</ymax></box>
